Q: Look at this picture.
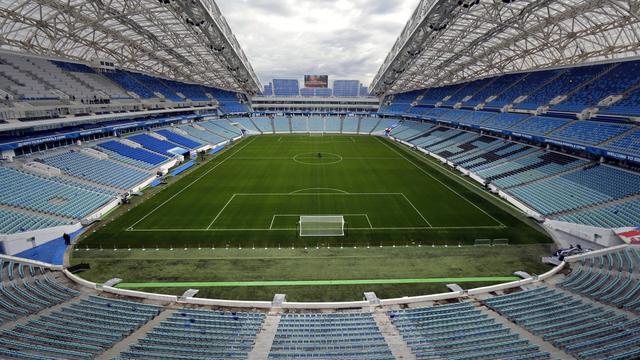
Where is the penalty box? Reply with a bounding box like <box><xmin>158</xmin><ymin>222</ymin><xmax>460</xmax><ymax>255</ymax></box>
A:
<box><xmin>208</xmin><ymin>193</ymin><xmax>432</xmax><ymax>230</ymax></box>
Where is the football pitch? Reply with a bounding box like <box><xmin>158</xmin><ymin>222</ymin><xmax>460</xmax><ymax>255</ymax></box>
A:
<box><xmin>74</xmin><ymin>134</ymin><xmax>553</xmax><ymax>301</ymax></box>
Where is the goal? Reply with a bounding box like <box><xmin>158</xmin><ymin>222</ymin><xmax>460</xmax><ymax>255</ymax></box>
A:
<box><xmin>299</xmin><ymin>215</ymin><xmax>345</xmax><ymax>236</ymax></box>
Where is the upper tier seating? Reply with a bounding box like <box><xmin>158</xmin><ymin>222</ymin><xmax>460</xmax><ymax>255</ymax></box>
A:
<box><xmin>97</xmin><ymin>140</ymin><xmax>169</xmax><ymax>167</ymax></box>
<box><xmin>119</xmin><ymin>308</ymin><xmax>264</xmax><ymax>359</ymax></box>
<box><xmin>419</xmin><ymin>83</ymin><xmax>465</xmax><ymax>106</ymax></box>
<box><xmin>479</xmin><ymin>112</ymin><xmax>529</xmax><ymax>129</ymax></box>
<box><xmin>380</xmin><ymin>90</ymin><xmax>423</xmax><ymax>114</ymax></box>
<box><xmin>484</xmin><ymin>286</ymin><xmax>640</xmax><ymax>360</ymax></box>
<box><xmin>161</xmin><ymin>79</ymin><xmax>209</xmax><ymax>101</ymax></box>
<box><xmin>155</xmin><ymin>129</ymin><xmax>203</xmax><ymax>149</ymax></box>
<box><xmin>490</xmin><ymin>69</ymin><xmax>564</xmax><ymax>108</ymax></box>
<box><xmin>515</xmin><ymin>63</ymin><xmax>611</xmax><ymax>111</ymax></box>
<box><xmin>125</xmin><ymin>72</ymin><xmax>182</xmax><ymax>101</ymax></box>
<box><xmin>0</xmin><ymin>208</ymin><xmax>72</xmax><ymax>234</ymax></box>
<box><xmin>0</xmin><ymin>167</ymin><xmax>112</xmax><ymax>219</ymax></box>
<box><xmin>207</xmin><ymin>88</ymin><xmax>250</xmax><ymax>114</ymax></box>
<box><xmin>442</xmin><ymin>77</ymin><xmax>496</xmax><ymax>107</ymax></box>
<box><xmin>389</xmin><ymin>302</ymin><xmax>550</xmax><ymax>360</ymax></box>
<box><xmin>128</xmin><ymin>133</ymin><xmax>185</xmax><ymax>157</ymax></box>
<box><xmin>41</xmin><ymin>151</ymin><xmax>150</xmax><ymax>189</ymax></box>
<box><xmin>507</xmin><ymin>164</ymin><xmax>640</xmax><ymax>215</ymax></box>
<box><xmin>268</xmin><ymin>312</ymin><xmax>392</xmax><ymax>359</ymax></box>
<box><xmin>549</xmin><ymin>120</ymin><xmax>632</xmax><ymax>145</ymax></box>
<box><xmin>601</xmin><ymin>86</ymin><xmax>640</xmax><ymax>117</ymax></box>
<box><xmin>51</xmin><ymin>60</ymin><xmax>131</xmax><ymax>100</ymax></box>
<box><xmin>551</xmin><ymin>61</ymin><xmax>640</xmax><ymax>113</ymax></box>
<box><xmin>103</xmin><ymin>70</ymin><xmax>156</xmax><ymax>99</ymax></box>
<box><xmin>466</xmin><ymin>73</ymin><xmax>527</xmax><ymax>107</ymax></box>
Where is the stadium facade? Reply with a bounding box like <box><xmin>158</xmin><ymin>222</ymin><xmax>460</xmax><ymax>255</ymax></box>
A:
<box><xmin>0</xmin><ymin>0</ymin><xmax>640</xmax><ymax>359</ymax></box>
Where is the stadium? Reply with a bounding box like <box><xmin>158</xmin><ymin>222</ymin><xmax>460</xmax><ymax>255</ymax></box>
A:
<box><xmin>0</xmin><ymin>0</ymin><xmax>639</xmax><ymax>358</ymax></box>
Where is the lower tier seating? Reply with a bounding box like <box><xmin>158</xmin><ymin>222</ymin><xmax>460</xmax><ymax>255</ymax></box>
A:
<box><xmin>556</xmin><ymin>198</ymin><xmax>640</xmax><ymax>228</ymax></box>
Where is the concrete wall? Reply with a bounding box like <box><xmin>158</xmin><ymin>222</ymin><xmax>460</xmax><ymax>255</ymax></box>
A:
<box><xmin>0</xmin><ymin>222</ymin><xmax>82</xmax><ymax>255</ymax></box>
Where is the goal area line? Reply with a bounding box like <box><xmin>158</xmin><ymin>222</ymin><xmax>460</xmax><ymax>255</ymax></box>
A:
<box><xmin>115</xmin><ymin>276</ymin><xmax>521</xmax><ymax>288</ymax></box>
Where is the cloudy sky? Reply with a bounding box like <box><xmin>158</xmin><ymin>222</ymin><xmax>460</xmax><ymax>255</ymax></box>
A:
<box><xmin>217</xmin><ymin>0</ymin><xmax>418</xmax><ymax>89</ymax></box>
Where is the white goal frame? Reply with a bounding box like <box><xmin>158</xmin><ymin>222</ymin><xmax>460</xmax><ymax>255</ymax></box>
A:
<box><xmin>299</xmin><ymin>215</ymin><xmax>345</xmax><ymax>236</ymax></box>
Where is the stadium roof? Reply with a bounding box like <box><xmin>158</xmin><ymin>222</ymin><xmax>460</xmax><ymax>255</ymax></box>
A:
<box><xmin>370</xmin><ymin>0</ymin><xmax>640</xmax><ymax>96</ymax></box>
<box><xmin>0</xmin><ymin>0</ymin><xmax>261</xmax><ymax>94</ymax></box>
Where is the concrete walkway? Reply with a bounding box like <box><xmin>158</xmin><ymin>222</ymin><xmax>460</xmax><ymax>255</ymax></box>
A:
<box><xmin>372</xmin><ymin>311</ymin><xmax>416</xmax><ymax>360</ymax></box>
<box><xmin>248</xmin><ymin>313</ymin><xmax>281</xmax><ymax>360</ymax></box>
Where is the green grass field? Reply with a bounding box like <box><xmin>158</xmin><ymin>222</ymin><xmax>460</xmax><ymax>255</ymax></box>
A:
<box><xmin>73</xmin><ymin>134</ymin><xmax>553</xmax><ymax>301</ymax></box>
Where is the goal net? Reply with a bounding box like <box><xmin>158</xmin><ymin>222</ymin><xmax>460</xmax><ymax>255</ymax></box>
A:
<box><xmin>299</xmin><ymin>215</ymin><xmax>345</xmax><ymax>236</ymax></box>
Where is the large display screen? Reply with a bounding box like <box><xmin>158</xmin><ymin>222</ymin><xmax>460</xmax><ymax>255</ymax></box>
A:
<box><xmin>304</xmin><ymin>75</ymin><xmax>329</xmax><ymax>88</ymax></box>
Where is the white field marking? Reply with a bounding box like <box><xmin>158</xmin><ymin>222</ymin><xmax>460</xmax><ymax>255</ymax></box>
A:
<box><xmin>126</xmin><ymin>225</ymin><xmax>505</xmax><ymax>232</ymax></box>
<box><xmin>277</xmin><ymin>136</ymin><xmax>282</xmax><ymax>142</ymax></box>
<box><xmin>289</xmin><ymin>187</ymin><xmax>349</xmax><ymax>194</ymax></box>
<box><xmin>364</xmin><ymin>214</ymin><xmax>373</xmax><ymax>229</ymax></box>
<box><xmin>269</xmin><ymin>214</ymin><xmax>370</xmax><ymax>230</ymax></box>
<box><xmin>128</xmin><ymin>136</ymin><xmax>258</xmax><ymax>230</ymax></box>
<box><xmin>400</xmin><ymin>192</ymin><xmax>432</xmax><ymax>227</ymax></box>
<box><xmin>350</xmin><ymin>137</ymin><xmax>356</xmax><ymax>143</ymax></box>
<box><xmin>206</xmin><ymin>194</ymin><xmax>237</xmax><ymax>229</ymax></box>
<box><xmin>376</xmin><ymin>137</ymin><xmax>505</xmax><ymax>227</ymax></box>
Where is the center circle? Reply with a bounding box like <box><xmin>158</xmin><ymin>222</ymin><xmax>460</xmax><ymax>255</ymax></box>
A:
<box><xmin>293</xmin><ymin>152</ymin><xmax>343</xmax><ymax>165</ymax></box>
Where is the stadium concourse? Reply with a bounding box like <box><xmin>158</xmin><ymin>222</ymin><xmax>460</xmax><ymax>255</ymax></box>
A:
<box><xmin>2</xmin><ymin>0</ymin><xmax>640</xmax><ymax>358</ymax></box>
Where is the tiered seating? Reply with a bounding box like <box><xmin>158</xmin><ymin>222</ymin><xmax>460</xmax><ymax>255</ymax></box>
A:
<box><xmin>390</xmin><ymin>302</ymin><xmax>550</xmax><ymax>360</ymax></box>
<box><xmin>454</xmin><ymin>110</ymin><xmax>495</xmax><ymax>126</ymax></box>
<box><xmin>420</xmin><ymin>84</ymin><xmax>465</xmax><ymax>106</ymax></box>
<box><xmin>549</xmin><ymin>120</ymin><xmax>632</xmax><ymax>145</ymax></box>
<box><xmin>206</xmin><ymin>88</ymin><xmax>250</xmax><ymax>114</ymax></box>
<box><xmin>325</xmin><ymin>117</ymin><xmax>343</xmax><ymax>132</ymax></box>
<box><xmin>479</xmin><ymin>112</ymin><xmax>530</xmax><ymax>129</ymax></box>
<box><xmin>605</xmin><ymin>129</ymin><xmax>640</xmax><ymax>155</ymax></box>
<box><xmin>268</xmin><ymin>312</ymin><xmax>392</xmax><ymax>359</ymax></box>
<box><xmin>442</xmin><ymin>77</ymin><xmax>496</xmax><ymax>107</ymax></box>
<box><xmin>508</xmin><ymin>165</ymin><xmax>640</xmax><ymax>215</ymax></box>
<box><xmin>155</xmin><ymin>129</ymin><xmax>203</xmax><ymax>149</ymax></box>
<box><xmin>161</xmin><ymin>79</ymin><xmax>208</xmax><ymax>101</ymax></box>
<box><xmin>601</xmin><ymin>86</ymin><xmax>640</xmax><ymax>117</ymax></box>
<box><xmin>210</xmin><ymin>119</ymin><xmax>243</xmax><ymax>136</ymax></box>
<box><xmin>235</xmin><ymin>117</ymin><xmax>261</xmax><ymax>132</ymax></box>
<box><xmin>51</xmin><ymin>60</ymin><xmax>131</xmax><ymax>100</ymax></box>
<box><xmin>308</xmin><ymin>117</ymin><xmax>324</xmax><ymax>131</ymax></box>
<box><xmin>3</xmin><ymin>295</ymin><xmax>160</xmax><ymax>359</ymax></box>
<box><xmin>127</xmin><ymin>72</ymin><xmax>183</xmax><ymax>101</ymax></box>
<box><xmin>0</xmin><ymin>167</ymin><xmax>111</xmax><ymax>218</ymax></box>
<box><xmin>491</xmin><ymin>69</ymin><xmax>565</xmax><ymax>108</ymax></box>
<box><xmin>358</xmin><ymin>118</ymin><xmax>379</xmax><ymax>133</ymax></box>
<box><xmin>342</xmin><ymin>117</ymin><xmax>360</xmax><ymax>132</ymax></box>
<box><xmin>515</xmin><ymin>64</ymin><xmax>610</xmax><ymax>111</ymax></box>
<box><xmin>273</xmin><ymin>117</ymin><xmax>291</xmax><ymax>132</ymax></box>
<box><xmin>509</xmin><ymin>116</ymin><xmax>570</xmax><ymax>136</ymax></box>
<box><xmin>556</xmin><ymin>199</ymin><xmax>640</xmax><ymax>228</ymax></box>
<box><xmin>380</xmin><ymin>90</ymin><xmax>422</xmax><ymax>114</ymax></box>
<box><xmin>482</xmin><ymin>152</ymin><xmax>589</xmax><ymax>189</ymax></box>
<box><xmin>199</xmin><ymin>121</ymin><xmax>240</xmax><ymax>138</ymax></box>
<box><xmin>390</xmin><ymin>122</ymin><xmax>434</xmax><ymax>141</ymax></box>
<box><xmin>178</xmin><ymin>124</ymin><xmax>227</xmax><ymax>144</ymax></box>
<box><xmin>291</xmin><ymin>117</ymin><xmax>308</xmax><ymax>132</ymax></box>
<box><xmin>118</xmin><ymin>308</ymin><xmax>264</xmax><ymax>359</ymax></box>
<box><xmin>252</xmin><ymin>117</ymin><xmax>275</xmax><ymax>133</ymax></box>
<box><xmin>459</xmin><ymin>143</ymin><xmax>537</xmax><ymax>171</ymax></box>
<box><xmin>98</xmin><ymin>140</ymin><xmax>168</xmax><ymax>167</ymax></box>
<box><xmin>551</xmin><ymin>61</ymin><xmax>640</xmax><ymax>113</ymax></box>
<box><xmin>41</xmin><ymin>151</ymin><xmax>149</xmax><ymax>189</ymax></box>
<box><xmin>129</xmin><ymin>133</ymin><xmax>185</xmax><ymax>157</ymax></box>
<box><xmin>425</xmin><ymin>131</ymin><xmax>478</xmax><ymax>153</ymax></box>
<box><xmin>0</xmin><ymin>208</ymin><xmax>72</xmax><ymax>234</ymax></box>
<box><xmin>103</xmin><ymin>70</ymin><xmax>156</xmax><ymax>99</ymax></box>
<box><xmin>484</xmin><ymin>286</ymin><xmax>640</xmax><ymax>359</ymax></box>
<box><xmin>413</xmin><ymin>128</ymin><xmax>466</xmax><ymax>149</ymax></box>
<box><xmin>467</xmin><ymin>73</ymin><xmax>528</xmax><ymax>107</ymax></box>
<box><xmin>560</xmin><ymin>249</ymin><xmax>640</xmax><ymax>310</ymax></box>
<box><xmin>371</xmin><ymin>118</ymin><xmax>399</xmax><ymax>133</ymax></box>
<box><xmin>0</xmin><ymin>272</ymin><xmax>78</xmax><ymax>321</ymax></box>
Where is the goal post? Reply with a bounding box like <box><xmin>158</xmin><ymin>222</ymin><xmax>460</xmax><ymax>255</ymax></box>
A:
<box><xmin>299</xmin><ymin>215</ymin><xmax>345</xmax><ymax>237</ymax></box>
